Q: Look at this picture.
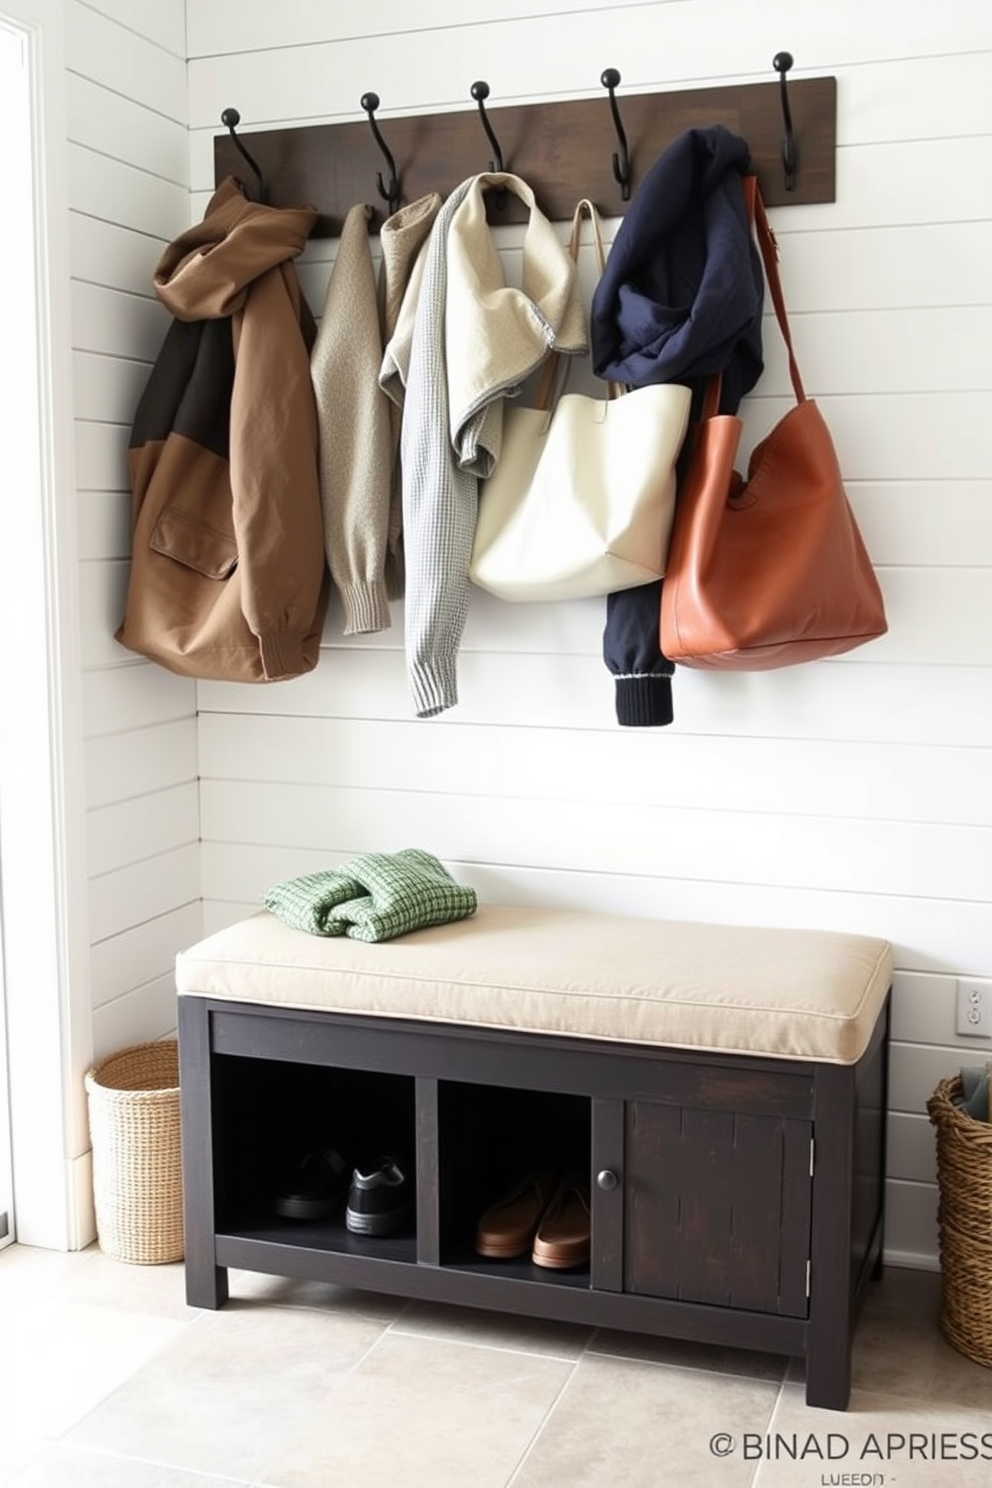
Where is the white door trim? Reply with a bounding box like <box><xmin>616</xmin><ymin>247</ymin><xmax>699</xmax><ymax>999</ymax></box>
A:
<box><xmin>0</xmin><ymin>0</ymin><xmax>93</xmax><ymax>1249</ymax></box>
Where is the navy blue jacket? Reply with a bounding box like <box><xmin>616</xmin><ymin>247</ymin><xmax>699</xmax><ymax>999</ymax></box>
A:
<box><xmin>590</xmin><ymin>126</ymin><xmax>764</xmax><ymax>726</ymax></box>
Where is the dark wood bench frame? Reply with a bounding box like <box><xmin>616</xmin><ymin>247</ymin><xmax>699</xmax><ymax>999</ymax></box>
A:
<box><xmin>178</xmin><ymin>988</ymin><xmax>889</xmax><ymax>1410</ymax></box>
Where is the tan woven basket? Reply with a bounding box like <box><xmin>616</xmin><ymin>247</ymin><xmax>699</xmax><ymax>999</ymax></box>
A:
<box><xmin>84</xmin><ymin>1040</ymin><xmax>184</xmax><ymax>1265</ymax></box>
<box><xmin>926</xmin><ymin>1074</ymin><xmax>992</xmax><ymax>1368</ymax></box>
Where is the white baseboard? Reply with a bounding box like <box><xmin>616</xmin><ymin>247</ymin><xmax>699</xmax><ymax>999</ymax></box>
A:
<box><xmin>884</xmin><ymin>1247</ymin><xmax>939</xmax><ymax>1272</ymax></box>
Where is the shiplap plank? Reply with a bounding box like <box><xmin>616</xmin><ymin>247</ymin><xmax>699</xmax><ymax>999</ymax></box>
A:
<box><xmin>771</xmin><ymin>222</ymin><xmax>992</xmax><ymax>314</ymax></box>
<box><xmin>69</xmin><ymin>143</ymin><xmax>190</xmax><ymax>241</ymax></box>
<box><xmin>66</xmin><ymin>3</ymin><xmax>186</xmax><ymax>123</ymax></box>
<box><xmin>80</xmin><ymin>0</ymin><xmax>186</xmax><ymax>57</ymax></box>
<box><xmin>838</xmin><ymin>49</ymin><xmax>992</xmax><ymax>146</ymax></box>
<box><xmin>69</xmin><ymin>213</ymin><xmax>166</xmax><ymax>298</ymax></box>
<box><xmin>85</xmin><ymin>718</ymin><xmax>198</xmax><ymax>807</ymax></box>
<box><xmin>849</xmin><ymin>482</ymin><xmax>992</xmax><ymax>568</ymax></box>
<box><xmin>785</xmin><ymin>136</ymin><xmax>992</xmax><ymax>234</ymax></box>
<box><xmin>198</xmin><ymin>778</ymin><xmax>991</xmax><ymax>904</ymax></box>
<box><xmin>71</xmin><ymin>352</ymin><xmax>148</xmax><ymax>424</ymax></box>
<box><xmin>89</xmin><ymin>903</ymin><xmax>203</xmax><ymax>1009</ymax></box>
<box><xmin>890</xmin><ymin>973</ymin><xmax>956</xmax><ymax>1045</ymax></box>
<box><xmin>887</xmin><ymin>1041</ymin><xmax>983</xmax><ymax>1113</ymax></box>
<box><xmin>91</xmin><ymin>975</ymin><xmax>181</xmax><ymax>1061</ymax></box>
<box><xmin>188</xmin><ymin>0</ymin><xmax>684</xmax><ymax>58</ymax></box>
<box><xmin>887</xmin><ymin>1112</ymin><xmax>939</xmax><ymax>1185</ymax></box>
<box><xmin>87</xmin><ymin>783</ymin><xmax>199</xmax><ymax>876</ymax></box>
<box><xmin>84</xmin><ymin>662</ymin><xmax>195</xmax><ymax>738</ymax></box>
<box><xmin>74</xmin><ymin>420</ymin><xmax>129</xmax><ymax>490</ymax></box>
<box><xmin>88</xmin><ymin>844</ymin><xmax>200</xmax><ymax>944</ymax></box>
<box><xmin>884</xmin><ymin>1179</ymin><xmax>938</xmax><ymax>1268</ymax></box>
<box><xmin>198</xmin><ymin>653</ymin><xmax>992</xmax><ymax>748</ymax></box>
<box><xmin>65</xmin><ymin>72</ymin><xmax>188</xmax><ymax>184</ymax></box>
<box><xmin>197</xmin><ymin>714</ymin><xmax>992</xmax><ymax>829</ymax></box>
<box><xmin>76</xmin><ymin>489</ymin><xmax>131</xmax><ymax>562</ymax></box>
<box><xmin>758</xmin><ymin>307</ymin><xmax>991</xmax><ymax>398</ymax></box>
<box><xmin>78</xmin><ymin>557</ymin><xmax>132</xmax><ymax>670</ymax></box>
<box><xmin>71</xmin><ymin>281</ymin><xmax>168</xmax><ymax>361</ymax></box>
<box><xmin>857</xmin><ymin>569</ymin><xmax>992</xmax><ymax>667</ymax></box>
<box><xmin>200</xmin><ymin>849</ymin><xmax>992</xmax><ymax>974</ymax></box>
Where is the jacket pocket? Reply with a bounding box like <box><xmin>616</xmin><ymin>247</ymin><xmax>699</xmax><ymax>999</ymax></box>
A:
<box><xmin>149</xmin><ymin>506</ymin><xmax>238</xmax><ymax>580</ymax></box>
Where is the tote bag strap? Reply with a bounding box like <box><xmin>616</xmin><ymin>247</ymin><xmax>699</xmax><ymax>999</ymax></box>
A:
<box><xmin>533</xmin><ymin>197</ymin><xmax>622</xmax><ymax>412</ymax></box>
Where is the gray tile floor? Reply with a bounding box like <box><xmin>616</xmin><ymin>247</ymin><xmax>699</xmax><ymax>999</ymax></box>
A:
<box><xmin>1</xmin><ymin>1244</ymin><xmax>990</xmax><ymax>1487</ymax></box>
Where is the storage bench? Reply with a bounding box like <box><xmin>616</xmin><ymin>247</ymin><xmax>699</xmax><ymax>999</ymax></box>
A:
<box><xmin>175</xmin><ymin>903</ymin><xmax>892</xmax><ymax>1410</ymax></box>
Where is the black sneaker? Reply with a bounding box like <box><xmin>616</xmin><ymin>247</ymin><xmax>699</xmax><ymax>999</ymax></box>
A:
<box><xmin>345</xmin><ymin>1155</ymin><xmax>415</xmax><ymax>1236</ymax></box>
<box><xmin>274</xmin><ymin>1147</ymin><xmax>349</xmax><ymax>1221</ymax></box>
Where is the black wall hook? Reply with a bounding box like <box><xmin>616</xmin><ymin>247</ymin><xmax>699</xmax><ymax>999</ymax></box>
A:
<box><xmin>772</xmin><ymin>52</ymin><xmax>797</xmax><ymax>191</ymax></box>
<box><xmin>470</xmin><ymin>80</ymin><xmax>504</xmax><ymax>172</ymax></box>
<box><xmin>600</xmin><ymin>68</ymin><xmax>631</xmax><ymax>201</ymax></box>
<box><xmin>360</xmin><ymin>92</ymin><xmax>401</xmax><ymax>216</ymax></box>
<box><xmin>470</xmin><ymin>80</ymin><xmax>507</xmax><ymax>210</ymax></box>
<box><xmin>220</xmin><ymin>108</ymin><xmax>266</xmax><ymax>203</ymax></box>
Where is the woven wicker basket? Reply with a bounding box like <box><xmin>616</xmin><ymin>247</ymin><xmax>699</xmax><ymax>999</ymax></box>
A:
<box><xmin>84</xmin><ymin>1040</ymin><xmax>184</xmax><ymax>1265</ymax></box>
<box><xmin>926</xmin><ymin>1074</ymin><xmax>992</xmax><ymax>1368</ymax></box>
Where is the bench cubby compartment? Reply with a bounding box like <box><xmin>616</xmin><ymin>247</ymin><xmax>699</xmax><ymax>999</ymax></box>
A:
<box><xmin>435</xmin><ymin>1081</ymin><xmax>590</xmax><ymax>1275</ymax></box>
<box><xmin>211</xmin><ymin>1054</ymin><xmax>415</xmax><ymax>1234</ymax></box>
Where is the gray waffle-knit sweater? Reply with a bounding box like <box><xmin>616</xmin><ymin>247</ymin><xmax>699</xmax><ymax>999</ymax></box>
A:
<box><xmin>400</xmin><ymin>172</ymin><xmax>586</xmax><ymax>718</ymax></box>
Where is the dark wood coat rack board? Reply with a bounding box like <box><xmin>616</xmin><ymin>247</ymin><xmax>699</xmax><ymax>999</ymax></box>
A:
<box><xmin>213</xmin><ymin>75</ymin><xmax>836</xmax><ymax>235</ymax></box>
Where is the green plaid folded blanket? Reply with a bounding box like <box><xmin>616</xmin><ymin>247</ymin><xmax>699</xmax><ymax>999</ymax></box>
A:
<box><xmin>262</xmin><ymin>848</ymin><xmax>477</xmax><ymax>943</ymax></box>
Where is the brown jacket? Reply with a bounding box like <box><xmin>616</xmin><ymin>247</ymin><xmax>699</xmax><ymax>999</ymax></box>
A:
<box><xmin>116</xmin><ymin>178</ymin><xmax>329</xmax><ymax>682</ymax></box>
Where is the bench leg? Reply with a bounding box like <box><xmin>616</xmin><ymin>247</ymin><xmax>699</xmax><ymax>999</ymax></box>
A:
<box><xmin>805</xmin><ymin>1308</ymin><xmax>853</xmax><ymax>1410</ymax></box>
<box><xmin>806</xmin><ymin>1063</ymin><xmax>857</xmax><ymax>1410</ymax></box>
<box><xmin>178</xmin><ymin>996</ymin><xmax>228</xmax><ymax>1309</ymax></box>
<box><xmin>184</xmin><ymin>1254</ymin><xmax>229</xmax><ymax>1310</ymax></box>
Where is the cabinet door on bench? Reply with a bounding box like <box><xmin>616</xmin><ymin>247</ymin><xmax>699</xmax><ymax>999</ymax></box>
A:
<box><xmin>624</xmin><ymin>1100</ymin><xmax>813</xmax><ymax>1317</ymax></box>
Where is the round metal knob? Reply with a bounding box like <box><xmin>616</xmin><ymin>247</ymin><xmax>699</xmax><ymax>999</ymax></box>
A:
<box><xmin>596</xmin><ymin>1169</ymin><xmax>619</xmax><ymax>1192</ymax></box>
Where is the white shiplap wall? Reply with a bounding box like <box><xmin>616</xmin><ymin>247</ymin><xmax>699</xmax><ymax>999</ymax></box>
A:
<box><xmin>66</xmin><ymin>0</ymin><xmax>202</xmax><ymax>1060</ymax></box>
<box><xmin>111</xmin><ymin>0</ymin><xmax>986</xmax><ymax>1268</ymax></box>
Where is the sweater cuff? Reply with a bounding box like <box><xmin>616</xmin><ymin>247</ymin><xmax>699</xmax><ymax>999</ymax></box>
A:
<box><xmin>340</xmin><ymin>581</ymin><xmax>392</xmax><ymax>636</ymax></box>
<box><xmin>614</xmin><ymin>673</ymin><xmax>675</xmax><ymax>728</ymax></box>
<box><xmin>410</xmin><ymin>654</ymin><xmax>458</xmax><ymax>719</ymax></box>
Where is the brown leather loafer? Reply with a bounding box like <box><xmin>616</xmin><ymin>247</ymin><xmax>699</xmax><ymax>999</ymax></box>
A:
<box><xmin>475</xmin><ymin>1170</ymin><xmax>559</xmax><ymax>1258</ymax></box>
<box><xmin>532</xmin><ymin>1173</ymin><xmax>591</xmax><ymax>1269</ymax></box>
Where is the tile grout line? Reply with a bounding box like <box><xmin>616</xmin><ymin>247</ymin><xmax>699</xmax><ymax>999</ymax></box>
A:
<box><xmin>502</xmin><ymin>1354</ymin><xmax>583</xmax><ymax>1488</ymax></box>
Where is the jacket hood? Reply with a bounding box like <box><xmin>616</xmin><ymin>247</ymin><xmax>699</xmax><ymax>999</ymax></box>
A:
<box><xmin>153</xmin><ymin>177</ymin><xmax>318</xmax><ymax>321</ymax></box>
<box><xmin>590</xmin><ymin>126</ymin><xmax>764</xmax><ymax>410</ymax></box>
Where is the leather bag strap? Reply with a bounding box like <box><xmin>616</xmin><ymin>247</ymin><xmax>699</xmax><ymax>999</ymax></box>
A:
<box><xmin>748</xmin><ymin>175</ymin><xmax>806</xmax><ymax>404</ymax></box>
<box><xmin>697</xmin><ymin>174</ymin><xmax>806</xmax><ymax>419</ymax></box>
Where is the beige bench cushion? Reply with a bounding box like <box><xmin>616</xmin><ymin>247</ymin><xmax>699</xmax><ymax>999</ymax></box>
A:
<box><xmin>176</xmin><ymin>904</ymin><xmax>892</xmax><ymax>1065</ymax></box>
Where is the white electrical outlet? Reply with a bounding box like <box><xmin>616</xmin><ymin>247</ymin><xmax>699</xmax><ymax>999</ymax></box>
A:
<box><xmin>956</xmin><ymin>978</ymin><xmax>992</xmax><ymax>1038</ymax></box>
